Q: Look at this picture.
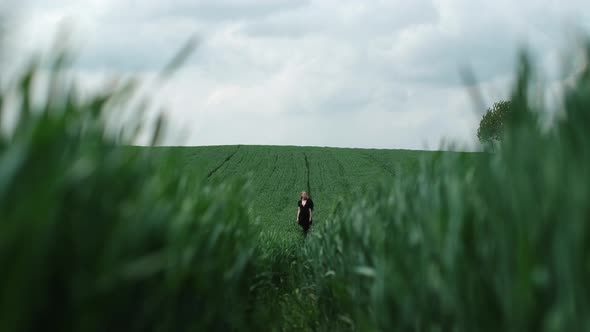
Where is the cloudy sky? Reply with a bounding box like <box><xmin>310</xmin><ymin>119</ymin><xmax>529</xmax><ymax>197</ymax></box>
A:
<box><xmin>6</xmin><ymin>0</ymin><xmax>590</xmax><ymax>149</ymax></box>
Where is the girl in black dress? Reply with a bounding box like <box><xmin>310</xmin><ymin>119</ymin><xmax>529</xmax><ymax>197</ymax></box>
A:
<box><xmin>297</xmin><ymin>191</ymin><xmax>314</xmax><ymax>236</ymax></box>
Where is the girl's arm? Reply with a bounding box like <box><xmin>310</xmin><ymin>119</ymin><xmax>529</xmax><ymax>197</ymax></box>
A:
<box><xmin>297</xmin><ymin>207</ymin><xmax>300</xmax><ymax>222</ymax></box>
<box><xmin>309</xmin><ymin>209</ymin><xmax>312</xmax><ymax>222</ymax></box>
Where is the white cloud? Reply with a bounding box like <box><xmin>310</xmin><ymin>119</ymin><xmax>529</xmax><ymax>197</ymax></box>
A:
<box><xmin>5</xmin><ymin>0</ymin><xmax>590</xmax><ymax>149</ymax></box>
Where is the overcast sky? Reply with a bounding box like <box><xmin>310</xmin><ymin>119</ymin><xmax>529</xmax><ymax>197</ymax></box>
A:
<box><xmin>6</xmin><ymin>0</ymin><xmax>590</xmax><ymax>149</ymax></box>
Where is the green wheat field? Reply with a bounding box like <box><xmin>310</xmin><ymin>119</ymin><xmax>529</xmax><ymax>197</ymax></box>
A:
<box><xmin>147</xmin><ymin>145</ymin><xmax>472</xmax><ymax>251</ymax></box>
<box><xmin>1</xmin><ymin>45</ymin><xmax>590</xmax><ymax>331</ymax></box>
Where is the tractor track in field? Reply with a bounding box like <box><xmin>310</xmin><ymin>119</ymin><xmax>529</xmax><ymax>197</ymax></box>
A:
<box><xmin>207</xmin><ymin>145</ymin><xmax>241</xmax><ymax>178</ymax></box>
<box><xmin>225</xmin><ymin>152</ymin><xmax>247</xmax><ymax>178</ymax></box>
<box><xmin>303</xmin><ymin>152</ymin><xmax>312</xmax><ymax>197</ymax></box>
<box><xmin>268</xmin><ymin>154</ymin><xmax>279</xmax><ymax>179</ymax></box>
<box><xmin>251</xmin><ymin>153</ymin><xmax>268</xmax><ymax>174</ymax></box>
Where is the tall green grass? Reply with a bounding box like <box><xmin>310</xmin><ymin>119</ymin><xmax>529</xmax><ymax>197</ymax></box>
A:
<box><xmin>2</xmin><ymin>41</ymin><xmax>590</xmax><ymax>332</ymax></box>
<box><xmin>0</xmin><ymin>53</ymin><xmax>263</xmax><ymax>331</ymax></box>
<box><xmin>302</xmin><ymin>48</ymin><xmax>590</xmax><ymax>331</ymax></box>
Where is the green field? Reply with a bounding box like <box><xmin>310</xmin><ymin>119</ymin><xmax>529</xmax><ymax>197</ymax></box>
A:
<box><xmin>140</xmin><ymin>144</ymin><xmax>477</xmax><ymax>330</ymax></box>
<box><xmin>147</xmin><ymin>145</ymin><xmax>463</xmax><ymax>249</ymax></box>
<box><xmin>3</xmin><ymin>46</ymin><xmax>590</xmax><ymax>332</ymax></box>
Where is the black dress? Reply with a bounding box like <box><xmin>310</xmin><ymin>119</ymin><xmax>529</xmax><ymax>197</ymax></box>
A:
<box><xmin>297</xmin><ymin>198</ymin><xmax>314</xmax><ymax>234</ymax></box>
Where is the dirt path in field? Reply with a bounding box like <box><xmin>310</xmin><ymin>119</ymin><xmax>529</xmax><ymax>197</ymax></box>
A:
<box><xmin>207</xmin><ymin>145</ymin><xmax>241</xmax><ymax>178</ymax></box>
